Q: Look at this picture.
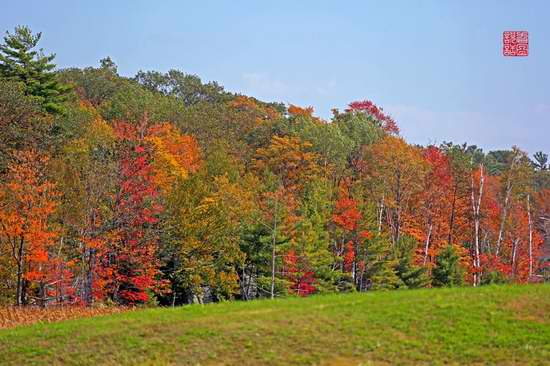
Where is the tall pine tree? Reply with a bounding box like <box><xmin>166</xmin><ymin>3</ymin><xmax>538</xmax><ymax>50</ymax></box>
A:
<box><xmin>0</xmin><ymin>26</ymin><xmax>69</xmax><ymax>114</ymax></box>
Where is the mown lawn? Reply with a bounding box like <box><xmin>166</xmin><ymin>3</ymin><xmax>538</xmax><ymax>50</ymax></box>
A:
<box><xmin>0</xmin><ymin>285</ymin><xmax>548</xmax><ymax>365</ymax></box>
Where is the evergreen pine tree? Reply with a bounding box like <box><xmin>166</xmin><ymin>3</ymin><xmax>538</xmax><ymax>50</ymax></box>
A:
<box><xmin>533</xmin><ymin>151</ymin><xmax>548</xmax><ymax>171</ymax></box>
<box><xmin>393</xmin><ymin>236</ymin><xmax>431</xmax><ymax>289</ymax></box>
<box><xmin>432</xmin><ymin>245</ymin><xmax>465</xmax><ymax>287</ymax></box>
<box><xmin>0</xmin><ymin>26</ymin><xmax>69</xmax><ymax>114</ymax></box>
<box><xmin>361</xmin><ymin>236</ymin><xmax>400</xmax><ymax>290</ymax></box>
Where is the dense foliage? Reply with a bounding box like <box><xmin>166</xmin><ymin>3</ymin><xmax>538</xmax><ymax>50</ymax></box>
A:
<box><xmin>0</xmin><ymin>27</ymin><xmax>549</xmax><ymax>307</ymax></box>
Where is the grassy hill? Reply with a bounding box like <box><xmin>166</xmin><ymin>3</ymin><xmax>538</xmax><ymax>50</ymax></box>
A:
<box><xmin>0</xmin><ymin>285</ymin><xmax>549</xmax><ymax>365</ymax></box>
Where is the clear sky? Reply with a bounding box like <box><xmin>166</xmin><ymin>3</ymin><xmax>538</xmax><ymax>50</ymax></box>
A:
<box><xmin>2</xmin><ymin>0</ymin><xmax>548</xmax><ymax>154</ymax></box>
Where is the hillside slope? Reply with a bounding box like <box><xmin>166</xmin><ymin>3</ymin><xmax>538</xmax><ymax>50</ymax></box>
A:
<box><xmin>0</xmin><ymin>285</ymin><xmax>549</xmax><ymax>365</ymax></box>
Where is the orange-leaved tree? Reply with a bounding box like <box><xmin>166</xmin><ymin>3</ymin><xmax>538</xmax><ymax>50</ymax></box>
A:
<box><xmin>362</xmin><ymin>136</ymin><xmax>428</xmax><ymax>245</ymax></box>
<box><xmin>0</xmin><ymin>150</ymin><xmax>61</xmax><ymax>306</ymax></box>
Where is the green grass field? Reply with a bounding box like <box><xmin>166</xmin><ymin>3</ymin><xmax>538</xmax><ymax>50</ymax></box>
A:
<box><xmin>0</xmin><ymin>285</ymin><xmax>549</xmax><ymax>365</ymax></box>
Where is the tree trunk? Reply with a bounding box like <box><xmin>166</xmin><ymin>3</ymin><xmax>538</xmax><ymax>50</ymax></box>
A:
<box><xmin>15</xmin><ymin>235</ymin><xmax>25</xmax><ymax>306</ymax></box>
<box><xmin>270</xmin><ymin>201</ymin><xmax>278</xmax><ymax>300</ymax></box>
<box><xmin>423</xmin><ymin>221</ymin><xmax>433</xmax><ymax>266</ymax></box>
<box><xmin>270</xmin><ymin>240</ymin><xmax>276</xmax><ymax>299</ymax></box>
<box><xmin>82</xmin><ymin>247</ymin><xmax>96</xmax><ymax>306</ymax></box>
<box><xmin>496</xmin><ymin>155</ymin><xmax>520</xmax><ymax>256</ymax></box>
<box><xmin>471</xmin><ymin>164</ymin><xmax>484</xmax><ymax>286</ymax></box>
<box><xmin>394</xmin><ymin>172</ymin><xmax>402</xmax><ymax>245</ymax></box>
<box><xmin>511</xmin><ymin>238</ymin><xmax>520</xmax><ymax>278</ymax></box>
<box><xmin>39</xmin><ymin>279</ymin><xmax>46</xmax><ymax>308</ymax></box>
<box><xmin>448</xmin><ymin>184</ymin><xmax>458</xmax><ymax>245</ymax></box>
<box><xmin>496</xmin><ymin>180</ymin><xmax>512</xmax><ymax>256</ymax></box>
<box><xmin>377</xmin><ymin>195</ymin><xmax>385</xmax><ymax>234</ymax></box>
<box><xmin>527</xmin><ymin>194</ymin><xmax>534</xmax><ymax>279</ymax></box>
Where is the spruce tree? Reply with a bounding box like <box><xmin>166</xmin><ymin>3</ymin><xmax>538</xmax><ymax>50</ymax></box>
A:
<box><xmin>0</xmin><ymin>26</ymin><xmax>69</xmax><ymax>114</ymax></box>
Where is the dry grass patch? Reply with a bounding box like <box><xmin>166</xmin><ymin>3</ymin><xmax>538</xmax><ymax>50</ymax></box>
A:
<box><xmin>506</xmin><ymin>294</ymin><xmax>550</xmax><ymax>324</ymax></box>
<box><xmin>0</xmin><ymin>305</ymin><xmax>129</xmax><ymax>329</ymax></box>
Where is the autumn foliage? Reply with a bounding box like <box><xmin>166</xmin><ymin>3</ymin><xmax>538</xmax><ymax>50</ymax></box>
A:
<box><xmin>347</xmin><ymin>100</ymin><xmax>399</xmax><ymax>134</ymax></box>
<box><xmin>0</xmin><ymin>30</ymin><xmax>548</xmax><ymax>316</ymax></box>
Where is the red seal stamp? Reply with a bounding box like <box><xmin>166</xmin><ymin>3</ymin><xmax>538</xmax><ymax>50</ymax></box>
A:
<box><xmin>503</xmin><ymin>31</ymin><xmax>528</xmax><ymax>56</ymax></box>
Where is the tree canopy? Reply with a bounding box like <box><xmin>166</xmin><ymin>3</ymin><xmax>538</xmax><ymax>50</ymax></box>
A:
<box><xmin>0</xmin><ymin>26</ymin><xmax>548</xmax><ymax>307</ymax></box>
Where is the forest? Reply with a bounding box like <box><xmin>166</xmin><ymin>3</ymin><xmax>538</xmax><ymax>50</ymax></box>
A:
<box><xmin>0</xmin><ymin>25</ymin><xmax>549</xmax><ymax>308</ymax></box>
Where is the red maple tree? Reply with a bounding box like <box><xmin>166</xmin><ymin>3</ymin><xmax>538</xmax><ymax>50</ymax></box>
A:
<box><xmin>346</xmin><ymin>100</ymin><xmax>399</xmax><ymax>134</ymax></box>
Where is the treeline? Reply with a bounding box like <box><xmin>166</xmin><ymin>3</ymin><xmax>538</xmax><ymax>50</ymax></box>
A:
<box><xmin>0</xmin><ymin>26</ymin><xmax>549</xmax><ymax>307</ymax></box>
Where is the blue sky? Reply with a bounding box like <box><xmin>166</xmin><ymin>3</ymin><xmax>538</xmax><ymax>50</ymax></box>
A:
<box><xmin>2</xmin><ymin>1</ymin><xmax>548</xmax><ymax>154</ymax></box>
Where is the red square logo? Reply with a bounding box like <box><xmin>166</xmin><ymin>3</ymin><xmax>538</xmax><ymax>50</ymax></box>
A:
<box><xmin>503</xmin><ymin>31</ymin><xmax>528</xmax><ymax>56</ymax></box>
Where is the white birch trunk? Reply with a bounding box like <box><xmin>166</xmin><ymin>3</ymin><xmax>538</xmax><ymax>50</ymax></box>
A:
<box><xmin>527</xmin><ymin>194</ymin><xmax>534</xmax><ymax>278</ymax></box>
<box><xmin>423</xmin><ymin>221</ymin><xmax>433</xmax><ymax>266</ymax></box>
<box><xmin>471</xmin><ymin>163</ymin><xmax>484</xmax><ymax>286</ymax></box>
